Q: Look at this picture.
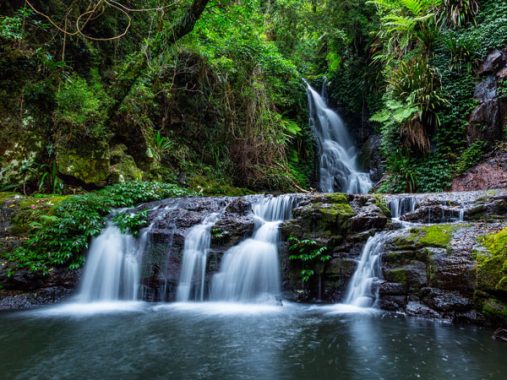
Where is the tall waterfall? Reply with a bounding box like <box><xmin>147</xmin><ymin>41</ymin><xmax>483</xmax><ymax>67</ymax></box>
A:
<box><xmin>176</xmin><ymin>214</ymin><xmax>220</xmax><ymax>302</ymax></box>
<box><xmin>77</xmin><ymin>223</ymin><xmax>146</xmax><ymax>302</ymax></box>
<box><xmin>306</xmin><ymin>81</ymin><xmax>372</xmax><ymax>194</ymax></box>
<box><xmin>209</xmin><ymin>195</ymin><xmax>294</xmax><ymax>303</ymax></box>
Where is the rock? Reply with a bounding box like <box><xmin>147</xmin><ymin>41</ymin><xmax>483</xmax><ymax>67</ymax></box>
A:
<box><xmin>349</xmin><ymin>203</ymin><xmax>388</xmax><ymax>232</ymax></box>
<box><xmin>378</xmin><ymin>295</ymin><xmax>407</xmax><ymax>311</ymax></box>
<box><xmin>212</xmin><ymin>214</ymin><xmax>255</xmax><ymax>249</ymax></box>
<box><xmin>468</xmin><ymin>99</ymin><xmax>503</xmax><ymax>142</ymax></box>
<box><xmin>405</xmin><ymin>301</ymin><xmax>441</xmax><ymax>319</ymax></box>
<box><xmin>493</xmin><ymin>328</ymin><xmax>507</xmax><ymax>342</ymax></box>
<box><xmin>56</xmin><ymin>145</ymin><xmax>110</xmax><ymax>186</ymax></box>
<box><xmin>473</xmin><ymin>75</ymin><xmax>497</xmax><ymax>101</ymax></box>
<box><xmin>109</xmin><ymin>144</ymin><xmax>144</xmax><ymax>183</ymax></box>
<box><xmin>452</xmin><ymin>147</ymin><xmax>507</xmax><ymax>191</ymax></box>
<box><xmin>477</xmin><ymin>50</ymin><xmax>505</xmax><ymax>75</ymax></box>
<box><xmin>0</xmin><ymin>287</ymin><xmax>75</xmax><ymax>311</ymax></box>
<box><xmin>420</xmin><ymin>287</ymin><xmax>471</xmax><ymax>312</ymax></box>
<box><xmin>379</xmin><ymin>282</ymin><xmax>406</xmax><ymax>295</ymax></box>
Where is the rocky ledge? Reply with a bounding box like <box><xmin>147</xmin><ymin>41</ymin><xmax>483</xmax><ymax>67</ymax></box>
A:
<box><xmin>0</xmin><ymin>190</ymin><xmax>506</xmax><ymax>328</ymax></box>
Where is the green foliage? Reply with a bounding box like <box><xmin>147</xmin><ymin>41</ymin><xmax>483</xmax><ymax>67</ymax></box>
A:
<box><xmin>54</xmin><ymin>70</ymin><xmax>111</xmax><ymax>141</ymax></box>
<box><xmin>454</xmin><ymin>140</ymin><xmax>487</xmax><ymax>176</ymax></box>
<box><xmin>3</xmin><ymin>182</ymin><xmax>195</xmax><ymax>274</ymax></box>
<box><xmin>288</xmin><ymin>237</ymin><xmax>331</xmax><ymax>283</ymax></box>
<box><xmin>0</xmin><ymin>8</ymin><xmax>31</xmax><ymax>41</ymax></box>
<box><xmin>113</xmin><ymin>210</ymin><xmax>149</xmax><ymax>237</ymax></box>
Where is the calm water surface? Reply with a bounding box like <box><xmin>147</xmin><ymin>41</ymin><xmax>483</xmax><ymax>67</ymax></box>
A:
<box><xmin>0</xmin><ymin>302</ymin><xmax>505</xmax><ymax>380</ymax></box>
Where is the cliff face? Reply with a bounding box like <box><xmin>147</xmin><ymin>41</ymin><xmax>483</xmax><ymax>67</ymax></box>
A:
<box><xmin>1</xmin><ymin>190</ymin><xmax>506</xmax><ymax>327</ymax></box>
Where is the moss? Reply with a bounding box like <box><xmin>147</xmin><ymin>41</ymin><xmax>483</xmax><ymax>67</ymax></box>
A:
<box><xmin>475</xmin><ymin>228</ymin><xmax>507</xmax><ymax>294</ymax></box>
<box><xmin>399</xmin><ymin>224</ymin><xmax>457</xmax><ymax>249</ymax></box>
<box><xmin>373</xmin><ymin>193</ymin><xmax>391</xmax><ymax>217</ymax></box>
<box><xmin>0</xmin><ymin>192</ymin><xmax>17</xmax><ymax>205</ymax></box>
<box><xmin>324</xmin><ymin>193</ymin><xmax>349</xmax><ymax>204</ymax></box>
<box><xmin>188</xmin><ymin>174</ymin><xmax>254</xmax><ymax>196</ymax></box>
<box><xmin>56</xmin><ymin>148</ymin><xmax>110</xmax><ymax>185</ymax></box>
<box><xmin>385</xmin><ymin>268</ymin><xmax>408</xmax><ymax>285</ymax></box>
<box><xmin>10</xmin><ymin>195</ymin><xmax>70</xmax><ymax>235</ymax></box>
<box><xmin>109</xmin><ymin>144</ymin><xmax>144</xmax><ymax>183</ymax></box>
<box><xmin>482</xmin><ymin>298</ymin><xmax>507</xmax><ymax>324</ymax></box>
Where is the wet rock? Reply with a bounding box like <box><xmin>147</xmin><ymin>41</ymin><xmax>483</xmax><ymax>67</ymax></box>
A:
<box><xmin>493</xmin><ymin>328</ymin><xmax>507</xmax><ymax>342</ymax></box>
<box><xmin>379</xmin><ymin>282</ymin><xmax>406</xmax><ymax>295</ymax></box>
<box><xmin>212</xmin><ymin>214</ymin><xmax>255</xmax><ymax>249</ymax></box>
<box><xmin>420</xmin><ymin>287</ymin><xmax>472</xmax><ymax>312</ymax></box>
<box><xmin>349</xmin><ymin>203</ymin><xmax>388</xmax><ymax>232</ymax></box>
<box><xmin>225</xmin><ymin>197</ymin><xmax>252</xmax><ymax>215</ymax></box>
<box><xmin>405</xmin><ymin>301</ymin><xmax>441</xmax><ymax>319</ymax></box>
<box><xmin>0</xmin><ymin>287</ymin><xmax>75</xmax><ymax>311</ymax></box>
<box><xmin>379</xmin><ymin>295</ymin><xmax>407</xmax><ymax>311</ymax></box>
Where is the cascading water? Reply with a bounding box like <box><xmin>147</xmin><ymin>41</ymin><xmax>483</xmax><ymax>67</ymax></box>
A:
<box><xmin>343</xmin><ymin>232</ymin><xmax>392</xmax><ymax>307</ymax></box>
<box><xmin>77</xmin><ymin>223</ymin><xmax>146</xmax><ymax>302</ymax></box>
<box><xmin>176</xmin><ymin>214</ymin><xmax>220</xmax><ymax>302</ymax></box>
<box><xmin>388</xmin><ymin>196</ymin><xmax>418</xmax><ymax>219</ymax></box>
<box><xmin>306</xmin><ymin>81</ymin><xmax>372</xmax><ymax>194</ymax></box>
<box><xmin>209</xmin><ymin>195</ymin><xmax>294</xmax><ymax>303</ymax></box>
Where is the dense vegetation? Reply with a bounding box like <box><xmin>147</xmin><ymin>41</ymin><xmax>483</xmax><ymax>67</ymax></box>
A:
<box><xmin>1</xmin><ymin>0</ymin><xmax>506</xmax><ymax>196</ymax></box>
<box><xmin>0</xmin><ymin>1</ymin><xmax>506</xmax><ymax>272</ymax></box>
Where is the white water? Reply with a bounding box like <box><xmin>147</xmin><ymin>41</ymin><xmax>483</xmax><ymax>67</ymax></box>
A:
<box><xmin>77</xmin><ymin>223</ymin><xmax>146</xmax><ymax>302</ymax></box>
<box><xmin>343</xmin><ymin>232</ymin><xmax>391</xmax><ymax>307</ymax></box>
<box><xmin>176</xmin><ymin>214</ymin><xmax>220</xmax><ymax>302</ymax></box>
<box><xmin>389</xmin><ymin>196</ymin><xmax>418</xmax><ymax>219</ymax></box>
<box><xmin>306</xmin><ymin>81</ymin><xmax>372</xmax><ymax>194</ymax></box>
<box><xmin>209</xmin><ymin>196</ymin><xmax>294</xmax><ymax>303</ymax></box>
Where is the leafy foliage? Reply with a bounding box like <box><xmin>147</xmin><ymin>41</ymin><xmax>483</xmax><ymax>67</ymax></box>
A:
<box><xmin>113</xmin><ymin>210</ymin><xmax>149</xmax><ymax>237</ymax></box>
<box><xmin>3</xmin><ymin>182</ymin><xmax>195</xmax><ymax>273</ymax></box>
<box><xmin>288</xmin><ymin>237</ymin><xmax>331</xmax><ymax>283</ymax></box>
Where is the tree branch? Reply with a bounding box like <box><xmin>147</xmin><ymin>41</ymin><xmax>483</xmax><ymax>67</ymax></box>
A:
<box><xmin>109</xmin><ymin>0</ymin><xmax>212</xmax><ymax>119</ymax></box>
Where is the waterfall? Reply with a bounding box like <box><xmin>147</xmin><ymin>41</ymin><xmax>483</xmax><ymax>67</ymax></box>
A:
<box><xmin>305</xmin><ymin>81</ymin><xmax>372</xmax><ymax>194</ymax></box>
<box><xmin>77</xmin><ymin>223</ymin><xmax>146</xmax><ymax>302</ymax></box>
<box><xmin>388</xmin><ymin>196</ymin><xmax>418</xmax><ymax>219</ymax></box>
<box><xmin>176</xmin><ymin>214</ymin><xmax>220</xmax><ymax>302</ymax></box>
<box><xmin>343</xmin><ymin>232</ymin><xmax>392</xmax><ymax>307</ymax></box>
<box><xmin>209</xmin><ymin>195</ymin><xmax>294</xmax><ymax>303</ymax></box>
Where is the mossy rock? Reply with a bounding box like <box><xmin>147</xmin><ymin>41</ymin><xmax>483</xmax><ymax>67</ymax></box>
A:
<box><xmin>384</xmin><ymin>268</ymin><xmax>408</xmax><ymax>286</ymax></box>
<box><xmin>109</xmin><ymin>144</ymin><xmax>144</xmax><ymax>183</ymax></box>
<box><xmin>475</xmin><ymin>228</ymin><xmax>507</xmax><ymax>294</ymax></box>
<box><xmin>373</xmin><ymin>194</ymin><xmax>391</xmax><ymax>217</ymax></box>
<box><xmin>482</xmin><ymin>298</ymin><xmax>507</xmax><ymax>324</ymax></box>
<box><xmin>394</xmin><ymin>224</ymin><xmax>458</xmax><ymax>250</ymax></box>
<box><xmin>188</xmin><ymin>174</ymin><xmax>253</xmax><ymax>196</ymax></box>
<box><xmin>56</xmin><ymin>145</ymin><xmax>110</xmax><ymax>186</ymax></box>
<box><xmin>9</xmin><ymin>195</ymin><xmax>70</xmax><ymax>236</ymax></box>
<box><xmin>316</xmin><ymin>194</ymin><xmax>355</xmax><ymax>230</ymax></box>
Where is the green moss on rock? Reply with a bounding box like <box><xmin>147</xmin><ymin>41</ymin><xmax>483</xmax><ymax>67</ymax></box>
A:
<box><xmin>56</xmin><ymin>148</ymin><xmax>110</xmax><ymax>186</ymax></box>
<box><xmin>482</xmin><ymin>298</ymin><xmax>507</xmax><ymax>324</ymax></box>
<box><xmin>475</xmin><ymin>228</ymin><xmax>507</xmax><ymax>294</ymax></box>
<box><xmin>384</xmin><ymin>268</ymin><xmax>408</xmax><ymax>285</ymax></box>
<box><xmin>373</xmin><ymin>194</ymin><xmax>391</xmax><ymax>217</ymax></box>
<box><xmin>109</xmin><ymin>144</ymin><xmax>144</xmax><ymax>183</ymax></box>
<box><xmin>396</xmin><ymin>224</ymin><xmax>457</xmax><ymax>249</ymax></box>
